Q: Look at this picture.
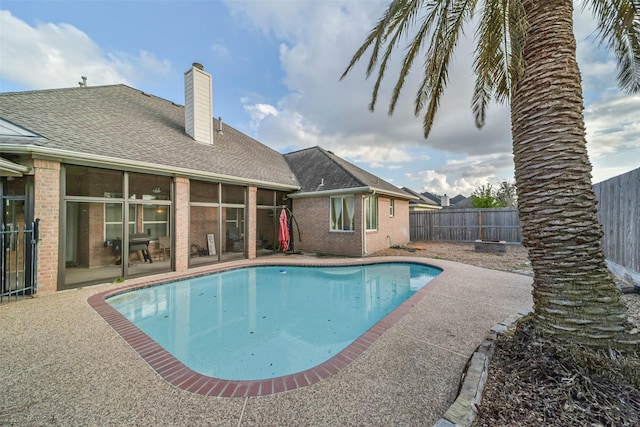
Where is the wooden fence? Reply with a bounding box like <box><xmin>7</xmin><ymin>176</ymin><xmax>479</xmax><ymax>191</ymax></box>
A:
<box><xmin>593</xmin><ymin>167</ymin><xmax>640</xmax><ymax>281</ymax></box>
<box><xmin>410</xmin><ymin>169</ymin><xmax>638</xmax><ymax>283</ymax></box>
<box><xmin>410</xmin><ymin>208</ymin><xmax>522</xmax><ymax>243</ymax></box>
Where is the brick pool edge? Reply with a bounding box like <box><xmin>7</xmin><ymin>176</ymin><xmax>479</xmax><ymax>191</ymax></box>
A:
<box><xmin>88</xmin><ymin>259</ymin><xmax>441</xmax><ymax>398</ymax></box>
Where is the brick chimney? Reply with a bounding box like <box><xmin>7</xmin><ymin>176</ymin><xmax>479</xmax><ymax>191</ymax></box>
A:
<box><xmin>184</xmin><ymin>63</ymin><xmax>213</xmax><ymax>144</ymax></box>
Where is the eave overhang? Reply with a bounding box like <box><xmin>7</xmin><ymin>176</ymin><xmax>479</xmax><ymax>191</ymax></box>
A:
<box><xmin>0</xmin><ymin>144</ymin><xmax>300</xmax><ymax>191</ymax></box>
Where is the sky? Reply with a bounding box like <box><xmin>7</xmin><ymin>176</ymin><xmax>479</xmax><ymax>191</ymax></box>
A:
<box><xmin>1</xmin><ymin>1</ymin><xmax>638</xmax><ymax>197</ymax></box>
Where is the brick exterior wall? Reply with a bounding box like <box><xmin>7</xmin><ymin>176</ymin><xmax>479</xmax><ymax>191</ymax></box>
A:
<box><xmin>256</xmin><ymin>209</ymin><xmax>275</xmax><ymax>249</ymax></box>
<box><xmin>363</xmin><ymin>196</ymin><xmax>411</xmax><ymax>254</ymax></box>
<box><xmin>292</xmin><ymin>196</ymin><xmax>364</xmax><ymax>256</ymax></box>
<box><xmin>292</xmin><ymin>194</ymin><xmax>410</xmax><ymax>257</ymax></box>
<box><xmin>190</xmin><ymin>205</ymin><xmax>219</xmax><ymax>256</ymax></box>
<box><xmin>88</xmin><ymin>203</ymin><xmax>112</xmax><ymax>266</ymax></box>
<box><xmin>174</xmin><ymin>177</ymin><xmax>190</xmax><ymax>271</ymax></box>
<box><xmin>33</xmin><ymin>159</ymin><xmax>60</xmax><ymax>294</ymax></box>
<box><xmin>27</xmin><ymin>158</ymin><xmax>409</xmax><ymax>294</ymax></box>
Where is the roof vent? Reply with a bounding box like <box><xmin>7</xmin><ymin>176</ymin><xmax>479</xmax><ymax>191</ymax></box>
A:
<box><xmin>78</xmin><ymin>76</ymin><xmax>87</xmax><ymax>88</ymax></box>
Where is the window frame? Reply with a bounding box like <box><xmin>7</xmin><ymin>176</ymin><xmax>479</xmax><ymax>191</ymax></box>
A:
<box><xmin>104</xmin><ymin>203</ymin><xmax>136</xmax><ymax>240</ymax></box>
<box><xmin>142</xmin><ymin>204</ymin><xmax>170</xmax><ymax>240</ymax></box>
<box><xmin>330</xmin><ymin>195</ymin><xmax>355</xmax><ymax>232</ymax></box>
<box><xmin>365</xmin><ymin>195</ymin><xmax>378</xmax><ymax>231</ymax></box>
<box><xmin>389</xmin><ymin>198</ymin><xmax>395</xmax><ymax>217</ymax></box>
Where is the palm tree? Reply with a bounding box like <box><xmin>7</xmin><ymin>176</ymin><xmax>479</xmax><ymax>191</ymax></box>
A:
<box><xmin>342</xmin><ymin>0</ymin><xmax>639</xmax><ymax>349</ymax></box>
<box><xmin>497</xmin><ymin>181</ymin><xmax>517</xmax><ymax>208</ymax></box>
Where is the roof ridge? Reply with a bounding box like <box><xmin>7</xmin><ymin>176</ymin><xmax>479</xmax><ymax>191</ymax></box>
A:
<box><xmin>315</xmin><ymin>146</ymin><xmax>368</xmax><ymax>187</ymax></box>
<box><xmin>0</xmin><ymin>84</ymin><xmax>127</xmax><ymax>96</ymax></box>
<box><xmin>284</xmin><ymin>145</ymin><xmax>320</xmax><ymax>156</ymax></box>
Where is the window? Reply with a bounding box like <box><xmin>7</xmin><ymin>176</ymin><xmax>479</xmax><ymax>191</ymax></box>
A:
<box><xmin>104</xmin><ymin>203</ymin><xmax>136</xmax><ymax>240</ymax></box>
<box><xmin>128</xmin><ymin>172</ymin><xmax>171</xmax><ymax>201</ymax></box>
<box><xmin>222</xmin><ymin>184</ymin><xmax>245</xmax><ymax>204</ymax></box>
<box><xmin>142</xmin><ymin>205</ymin><xmax>169</xmax><ymax>240</ymax></box>
<box><xmin>365</xmin><ymin>195</ymin><xmax>378</xmax><ymax>231</ymax></box>
<box><xmin>66</xmin><ymin>165</ymin><xmax>123</xmax><ymax>197</ymax></box>
<box><xmin>190</xmin><ymin>180</ymin><xmax>219</xmax><ymax>203</ymax></box>
<box><xmin>389</xmin><ymin>199</ymin><xmax>395</xmax><ymax>217</ymax></box>
<box><xmin>330</xmin><ymin>195</ymin><xmax>354</xmax><ymax>231</ymax></box>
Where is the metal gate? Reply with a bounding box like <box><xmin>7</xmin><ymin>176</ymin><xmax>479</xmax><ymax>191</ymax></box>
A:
<box><xmin>1</xmin><ymin>219</ymin><xmax>39</xmax><ymax>302</ymax></box>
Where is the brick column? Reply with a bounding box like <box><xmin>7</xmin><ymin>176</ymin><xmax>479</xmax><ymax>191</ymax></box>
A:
<box><xmin>174</xmin><ymin>176</ymin><xmax>189</xmax><ymax>271</ymax></box>
<box><xmin>246</xmin><ymin>186</ymin><xmax>257</xmax><ymax>259</ymax></box>
<box><xmin>33</xmin><ymin>159</ymin><xmax>60</xmax><ymax>294</ymax></box>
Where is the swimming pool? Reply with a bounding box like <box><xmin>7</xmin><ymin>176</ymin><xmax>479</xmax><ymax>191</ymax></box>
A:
<box><xmin>89</xmin><ymin>260</ymin><xmax>441</xmax><ymax>396</ymax></box>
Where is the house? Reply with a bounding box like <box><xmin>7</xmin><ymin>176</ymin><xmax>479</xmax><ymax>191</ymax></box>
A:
<box><xmin>285</xmin><ymin>147</ymin><xmax>414</xmax><ymax>255</ymax></box>
<box><xmin>400</xmin><ymin>187</ymin><xmax>441</xmax><ymax>211</ymax></box>
<box><xmin>0</xmin><ymin>63</ymin><xmax>413</xmax><ymax>294</ymax></box>
<box><xmin>422</xmin><ymin>191</ymin><xmax>471</xmax><ymax>208</ymax></box>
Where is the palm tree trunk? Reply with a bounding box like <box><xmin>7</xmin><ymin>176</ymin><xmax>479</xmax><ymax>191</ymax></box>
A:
<box><xmin>511</xmin><ymin>0</ymin><xmax>638</xmax><ymax>348</ymax></box>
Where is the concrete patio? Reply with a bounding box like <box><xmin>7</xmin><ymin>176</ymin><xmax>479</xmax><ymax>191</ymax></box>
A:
<box><xmin>0</xmin><ymin>256</ymin><xmax>532</xmax><ymax>426</ymax></box>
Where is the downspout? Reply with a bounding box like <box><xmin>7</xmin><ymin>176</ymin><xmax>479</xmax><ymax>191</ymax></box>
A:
<box><xmin>362</xmin><ymin>194</ymin><xmax>367</xmax><ymax>256</ymax></box>
<box><xmin>360</xmin><ymin>195</ymin><xmax>367</xmax><ymax>256</ymax></box>
<box><xmin>363</xmin><ymin>190</ymin><xmax>376</xmax><ymax>256</ymax></box>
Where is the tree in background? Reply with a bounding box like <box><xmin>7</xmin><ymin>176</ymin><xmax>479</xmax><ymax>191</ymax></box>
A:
<box><xmin>496</xmin><ymin>181</ymin><xmax>517</xmax><ymax>208</ymax></box>
<box><xmin>342</xmin><ymin>0</ymin><xmax>639</xmax><ymax>349</ymax></box>
<box><xmin>471</xmin><ymin>184</ymin><xmax>505</xmax><ymax>208</ymax></box>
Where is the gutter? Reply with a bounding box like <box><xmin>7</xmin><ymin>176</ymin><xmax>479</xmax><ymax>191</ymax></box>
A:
<box><xmin>0</xmin><ymin>144</ymin><xmax>300</xmax><ymax>191</ymax></box>
<box><xmin>0</xmin><ymin>157</ymin><xmax>31</xmax><ymax>177</ymax></box>
<box><xmin>287</xmin><ymin>186</ymin><xmax>416</xmax><ymax>200</ymax></box>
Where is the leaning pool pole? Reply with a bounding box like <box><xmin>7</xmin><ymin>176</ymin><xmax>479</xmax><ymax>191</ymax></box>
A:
<box><xmin>281</xmin><ymin>205</ymin><xmax>301</xmax><ymax>253</ymax></box>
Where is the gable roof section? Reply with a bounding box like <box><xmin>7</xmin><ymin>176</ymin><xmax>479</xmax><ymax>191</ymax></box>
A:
<box><xmin>421</xmin><ymin>191</ymin><xmax>441</xmax><ymax>204</ymax></box>
<box><xmin>450</xmin><ymin>194</ymin><xmax>468</xmax><ymax>205</ymax></box>
<box><xmin>401</xmin><ymin>187</ymin><xmax>439</xmax><ymax>206</ymax></box>
<box><xmin>284</xmin><ymin>146</ymin><xmax>412</xmax><ymax>199</ymax></box>
<box><xmin>449</xmin><ymin>196</ymin><xmax>473</xmax><ymax>208</ymax></box>
<box><xmin>0</xmin><ymin>85</ymin><xmax>298</xmax><ymax>189</ymax></box>
<box><xmin>0</xmin><ymin>117</ymin><xmax>47</xmax><ymax>145</ymax></box>
<box><xmin>421</xmin><ymin>191</ymin><xmax>470</xmax><ymax>207</ymax></box>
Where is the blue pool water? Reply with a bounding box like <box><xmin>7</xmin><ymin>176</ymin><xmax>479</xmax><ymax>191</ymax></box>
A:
<box><xmin>107</xmin><ymin>262</ymin><xmax>440</xmax><ymax>380</ymax></box>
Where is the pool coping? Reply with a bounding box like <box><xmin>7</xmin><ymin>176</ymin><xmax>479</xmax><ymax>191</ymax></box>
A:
<box><xmin>87</xmin><ymin>258</ymin><xmax>442</xmax><ymax>398</ymax></box>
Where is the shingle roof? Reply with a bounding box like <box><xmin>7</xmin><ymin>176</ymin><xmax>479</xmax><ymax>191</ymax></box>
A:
<box><xmin>421</xmin><ymin>191</ymin><xmax>441</xmax><ymax>204</ymax></box>
<box><xmin>0</xmin><ymin>85</ymin><xmax>298</xmax><ymax>188</ymax></box>
<box><xmin>450</xmin><ymin>194</ymin><xmax>468</xmax><ymax>205</ymax></box>
<box><xmin>421</xmin><ymin>191</ymin><xmax>471</xmax><ymax>208</ymax></box>
<box><xmin>401</xmin><ymin>187</ymin><xmax>438</xmax><ymax>206</ymax></box>
<box><xmin>284</xmin><ymin>146</ymin><xmax>412</xmax><ymax>199</ymax></box>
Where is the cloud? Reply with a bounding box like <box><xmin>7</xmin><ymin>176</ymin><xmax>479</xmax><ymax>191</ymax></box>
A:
<box><xmin>3</xmin><ymin>1</ymin><xmax>635</xmax><ymax>194</ymax></box>
<box><xmin>0</xmin><ymin>10</ymin><xmax>170</xmax><ymax>90</ymax></box>
<box><xmin>230</xmin><ymin>2</ymin><xmax>515</xmax><ymax>180</ymax></box>
<box><xmin>405</xmin><ymin>152</ymin><xmax>515</xmax><ymax>196</ymax></box>
<box><xmin>584</xmin><ymin>94</ymin><xmax>640</xmax><ymax>184</ymax></box>
<box><xmin>407</xmin><ymin>170</ymin><xmax>482</xmax><ymax>197</ymax></box>
<box><xmin>335</xmin><ymin>145</ymin><xmax>414</xmax><ymax>165</ymax></box>
<box><xmin>237</xmin><ymin>1</ymin><xmax>635</xmax><ymax>190</ymax></box>
<box><xmin>210</xmin><ymin>42</ymin><xmax>231</xmax><ymax>60</ymax></box>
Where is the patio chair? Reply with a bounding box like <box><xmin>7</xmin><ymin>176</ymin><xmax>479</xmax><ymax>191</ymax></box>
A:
<box><xmin>158</xmin><ymin>236</ymin><xmax>171</xmax><ymax>261</ymax></box>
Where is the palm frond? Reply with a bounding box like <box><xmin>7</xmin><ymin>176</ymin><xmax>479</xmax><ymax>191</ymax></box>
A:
<box><xmin>341</xmin><ymin>0</ymin><xmax>478</xmax><ymax>138</ymax></box>
<box><xmin>412</xmin><ymin>0</ymin><xmax>478</xmax><ymax>138</ymax></box>
<box><xmin>340</xmin><ymin>0</ymin><xmax>422</xmax><ymax>112</ymax></box>
<box><xmin>472</xmin><ymin>0</ymin><xmax>527</xmax><ymax>128</ymax></box>
<box><xmin>387</xmin><ymin>1</ymin><xmax>442</xmax><ymax>116</ymax></box>
<box><xmin>586</xmin><ymin>0</ymin><xmax>640</xmax><ymax>93</ymax></box>
<box><xmin>369</xmin><ymin>0</ymin><xmax>426</xmax><ymax>111</ymax></box>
